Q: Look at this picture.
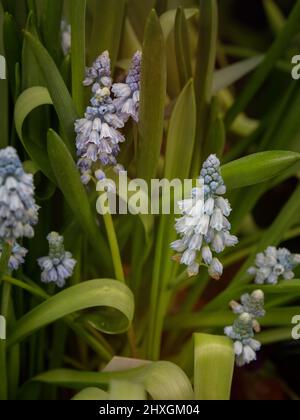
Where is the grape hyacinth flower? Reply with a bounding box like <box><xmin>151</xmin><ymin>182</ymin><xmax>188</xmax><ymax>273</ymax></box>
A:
<box><xmin>248</xmin><ymin>246</ymin><xmax>300</xmax><ymax>285</ymax></box>
<box><xmin>171</xmin><ymin>154</ymin><xmax>238</xmax><ymax>279</ymax></box>
<box><xmin>75</xmin><ymin>51</ymin><xmax>142</xmax><ymax>185</ymax></box>
<box><xmin>225</xmin><ymin>313</ymin><xmax>262</xmax><ymax>367</ymax></box>
<box><xmin>0</xmin><ymin>147</ymin><xmax>39</xmax><ymax>242</ymax></box>
<box><xmin>230</xmin><ymin>290</ymin><xmax>265</xmax><ymax>319</ymax></box>
<box><xmin>38</xmin><ymin>232</ymin><xmax>76</xmax><ymax>288</ymax></box>
<box><xmin>0</xmin><ymin>242</ymin><xmax>27</xmax><ymax>271</ymax></box>
<box><xmin>112</xmin><ymin>51</ymin><xmax>142</xmax><ymax>123</ymax></box>
<box><xmin>61</xmin><ymin>20</ymin><xmax>71</xmax><ymax>56</ymax></box>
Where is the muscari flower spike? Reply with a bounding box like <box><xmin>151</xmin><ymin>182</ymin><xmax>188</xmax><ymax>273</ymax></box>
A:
<box><xmin>112</xmin><ymin>51</ymin><xmax>142</xmax><ymax>123</ymax></box>
<box><xmin>225</xmin><ymin>312</ymin><xmax>262</xmax><ymax>367</ymax></box>
<box><xmin>171</xmin><ymin>154</ymin><xmax>238</xmax><ymax>279</ymax></box>
<box><xmin>248</xmin><ymin>246</ymin><xmax>300</xmax><ymax>285</ymax></box>
<box><xmin>0</xmin><ymin>241</ymin><xmax>27</xmax><ymax>271</ymax></box>
<box><xmin>38</xmin><ymin>232</ymin><xmax>76</xmax><ymax>288</ymax></box>
<box><xmin>0</xmin><ymin>147</ymin><xmax>39</xmax><ymax>242</ymax></box>
<box><xmin>230</xmin><ymin>289</ymin><xmax>266</xmax><ymax>319</ymax></box>
<box><xmin>75</xmin><ymin>51</ymin><xmax>142</xmax><ymax>185</ymax></box>
<box><xmin>225</xmin><ymin>289</ymin><xmax>265</xmax><ymax>367</ymax></box>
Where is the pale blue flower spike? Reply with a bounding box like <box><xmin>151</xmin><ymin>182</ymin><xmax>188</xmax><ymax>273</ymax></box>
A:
<box><xmin>225</xmin><ymin>313</ymin><xmax>262</xmax><ymax>367</ymax></box>
<box><xmin>226</xmin><ymin>290</ymin><xmax>265</xmax><ymax>367</ymax></box>
<box><xmin>0</xmin><ymin>147</ymin><xmax>39</xmax><ymax>242</ymax></box>
<box><xmin>38</xmin><ymin>232</ymin><xmax>76</xmax><ymax>288</ymax></box>
<box><xmin>0</xmin><ymin>242</ymin><xmax>27</xmax><ymax>271</ymax></box>
<box><xmin>171</xmin><ymin>154</ymin><xmax>238</xmax><ymax>279</ymax></box>
<box><xmin>112</xmin><ymin>51</ymin><xmax>142</xmax><ymax>123</ymax></box>
<box><xmin>248</xmin><ymin>246</ymin><xmax>300</xmax><ymax>285</ymax></box>
<box><xmin>75</xmin><ymin>51</ymin><xmax>142</xmax><ymax>184</ymax></box>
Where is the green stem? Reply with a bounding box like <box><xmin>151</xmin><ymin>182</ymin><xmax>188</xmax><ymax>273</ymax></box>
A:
<box><xmin>2</xmin><ymin>276</ymin><xmax>48</xmax><ymax>300</ymax></box>
<box><xmin>102</xmin><ymin>210</ymin><xmax>125</xmax><ymax>284</ymax></box>
<box><xmin>0</xmin><ymin>242</ymin><xmax>12</xmax><ymax>286</ymax></box>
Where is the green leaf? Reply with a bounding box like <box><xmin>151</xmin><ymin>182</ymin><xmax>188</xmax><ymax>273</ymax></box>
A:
<box><xmin>47</xmin><ymin>129</ymin><xmax>112</xmax><ymax>270</ymax></box>
<box><xmin>192</xmin><ymin>0</ymin><xmax>218</xmax><ymax>176</ymax></box>
<box><xmin>0</xmin><ymin>4</ymin><xmax>9</xmax><ymax>147</ymax></box>
<box><xmin>164</xmin><ymin>79</ymin><xmax>196</xmax><ymax>179</ymax></box>
<box><xmin>127</xmin><ymin>0</ymin><xmax>156</xmax><ymax>41</ymax></box>
<box><xmin>22</xmin><ymin>12</ymin><xmax>45</xmax><ymax>89</ymax></box>
<box><xmin>160</xmin><ymin>8</ymin><xmax>198</xmax><ymax>41</ymax></box>
<box><xmin>41</xmin><ymin>0</ymin><xmax>63</xmax><ymax>63</ymax></box>
<box><xmin>202</xmin><ymin>96</ymin><xmax>225</xmax><ymax>159</ymax></box>
<box><xmin>221</xmin><ymin>151</ymin><xmax>300</xmax><ymax>190</ymax></box>
<box><xmin>174</xmin><ymin>7</ymin><xmax>192</xmax><ymax>89</ymax></box>
<box><xmin>86</xmin><ymin>0</ymin><xmax>126</xmax><ymax>69</ymax></box>
<box><xmin>110</xmin><ymin>380</ymin><xmax>146</xmax><ymax>400</ymax></box>
<box><xmin>263</xmin><ymin>0</ymin><xmax>285</xmax><ymax>35</ymax></box>
<box><xmin>71</xmin><ymin>0</ymin><xmax>86</xmax><ymax>115</ymax></box>
<box><xmin>72</xmin><ymin>387</ymin><xmax>109</xmax><ymax>400</ymax></box>
<box><xmin>14</xmin><ymin>86</ymin><xmax>55</xmax><ymax>182</ymax></box>
<box><xmin>167</xmin><ymin>307</ymin><xmax>300</xmax><ymax>330</ymax></box>
<box><xmin>33</xmin><ymin>361</ymin><xmax>194</xmax><ymax>400</ymax></box>
<box><xmin>3</xmin><ymin>12</ymin><xmax>22</xmax><ymax>99</ymax></box>
<box><xmin>137</xmin><ymin>10</ymin><xmax>166</xmax><ymax>184</ymax></box>
<box><xmin>194</xmin><ymin>333</ymin><xmax>234</xmax><ymax>401</ymax></box>
<box><xmin>212</xmin><ymin>55</ymin><xmax>263</xmax><ymax>94</ymax></box>
<box><xmin>23</xmin><ymin>30</ymin><xmax>77</xmax><ymax>154</ymax></box>
<box><xmin>8</xmin><ymin>279</ymin><xmax>134</xmax><ymax>346</ymax></box>
<box><xmin>225</xmin><ymin>0</ymin><xmax>300</xmax><ymax>127</ymax></box>
<box><xmin>147</xmin><ymin>79</ymin><xmax>196</xmax><ymax>359</ymax></box>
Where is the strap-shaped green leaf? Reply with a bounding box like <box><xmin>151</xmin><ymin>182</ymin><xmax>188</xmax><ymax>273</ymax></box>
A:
<box><xmin>14</xmin><ymin>86</ymin><xmax>55</xmax><ymax>182</ymax></box>
<box><xmin>0</xmin><ymin>4</ymin><xmax>9</xmax><ymax>147</ymax></box>
<box><xmin>137</xmin><ymin>10</ymin><xmax>166</xmax><ymax>184</ymax></box>
<box><xmin>221</xmin><ymin>151</ymin><xmax>300</xmax><ymax>189</ymax></box>
<box><xmin>194</xmin><ymin>333</ymin><xmax>234</xmax><ymax>401</ymax></box>
<box><xmin>33</xmin><ymin>361</ymin><xmax>194</xmax><ymax>400</ymax></box>
<box><xmin>86</xmin><ymin>0</ymin><xmax>126</xmax><ymax>69</ymax></box>
<box><xmin>164</xmin><ymin>79</ymin><xmax>196</xmax><ymax>180</ymax></box>
<box><xmin>23</xmin><ymin>30</ymin><xmax>77</xmax><ymax>154</ymax></box>
<box><xmin>8</xmin><ymin>279</ymin><xmax>134</xmax><ymax>346</ymax></box>
<box><xmin>71</xmin><ymin>0</ymin><xmax>86</xmax><ymax>115</ymax></box>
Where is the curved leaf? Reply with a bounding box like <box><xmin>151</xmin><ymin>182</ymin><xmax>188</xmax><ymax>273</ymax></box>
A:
<box><xmin>221</xmin><ymin>151</ymin><xmax>300</xmax><ymax>189</ymax></box>
<box><xmin>110</xmin><ymin>380</ymin><xmax>146</xmax><ymax>400</ymax></box>
<box><xmin>33</xmin><ymin>361</ymin><xmax>194</xmax><ymax>400</ymax></box>
<box><xmin>8</xmin><ymin>279</ymin><xmax>134</xmax><ymax>346</ymax></box>
<box><xmin>14</xmin><ymin>86</ymin><xmax>55</xmax><ymax>182</ymax></box>
<box><xmin>23</xmin><ymin>30</ymin><xmax>77</xmax><ymax>154</ymax></box>
<box><xmin>72</xmin><ymin>387</ymin><xmax>109</xmax><ymax>400</ymax></box>
<box><xmin>194</xmin><ymin>333</ymin><xmax>234</xmax><ymax>401</ymax></box>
